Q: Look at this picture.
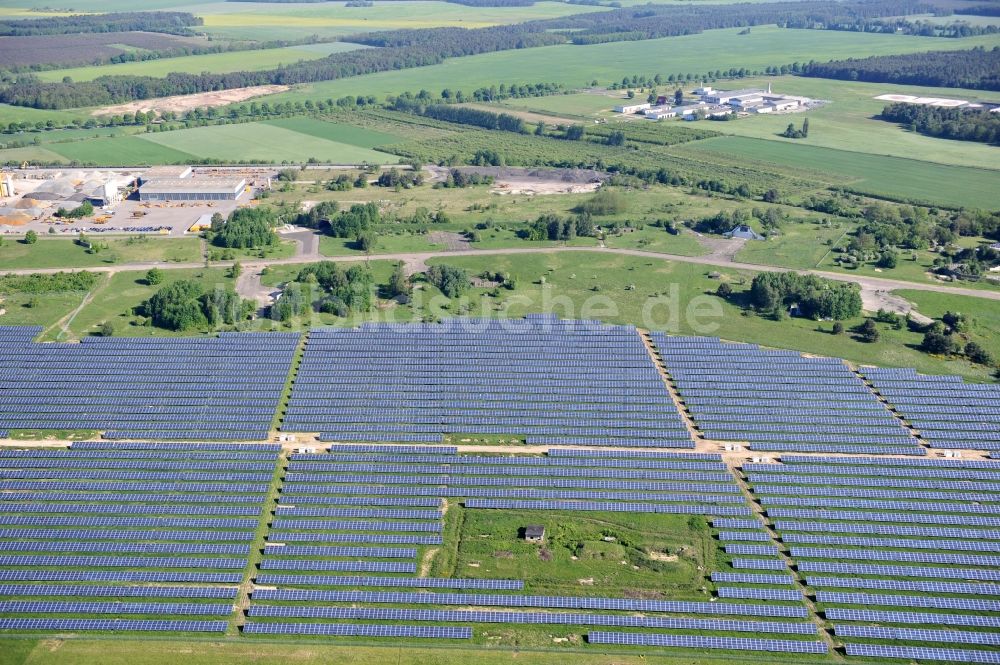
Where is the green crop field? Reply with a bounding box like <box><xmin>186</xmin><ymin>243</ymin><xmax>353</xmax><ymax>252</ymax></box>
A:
<box><xmin>263</xmin><ymin>27</ymin><xmax>1000</xmax><ymax>104</ymax></box>
<box><xmin>138</xmin><ymin>123</ymin><xmax>399</xmax><ymax>164</ymax></box>
<box><xmin>195</xmin><ymin>1</ymin><xmax>609</xmax><ymax>41</ymax></box>
<box><xmin>678</xmin><ymin>135</ymin><xmax>1000</xmax><ymax>209</ymax></box>
<box><xmin>45</xmin><ymin>135</ymin><xmax>197</xmax><ymax>166</ymax></box>
<box><xmin>35</xmin><ymin>43</ymin><xmax>367</xmax><ymax>83</ymax></box>
<box><xmin>0</xmin><ymin>145</ymin><xmax>69</xmax><ymax>165</ymax></box>
<box><xmin>262</xmin><ymin>117</ymin><xmax>401</xmax><ymax>149</ymax></box>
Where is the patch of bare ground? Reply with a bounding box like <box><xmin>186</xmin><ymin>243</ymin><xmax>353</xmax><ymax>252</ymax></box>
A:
<box><xmin>418</xmin><ymin>548</ymin><xmax>438</xmax><ymax>577</ymax></box>
<box><xmin>623</xmin><ymin>588</ymin><xmax>666</xmax><ymax>600</ymax></box>
<box><xmin>647</xmin><ymin>551</ymin><xmax>679</xmax><ymax>563</ymax></box>
<box><xmin>92</xmin><ymin>85</ymin><xmax>290</xmax><ymax>117</ymax></box>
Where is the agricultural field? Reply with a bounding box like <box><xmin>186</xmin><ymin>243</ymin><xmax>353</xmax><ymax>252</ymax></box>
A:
<box><xmin>35</xmin><ymin>42</ymin><xmax>366</xmax><ymax>83</ymax></box>
<box><xmin>677</xmin><ymin>135</ymin><xmax>1000</xmax><ymax>209</ymax></box>
<box><xmin>0</xmin><ymin>236</ymin><xmax>201</xmax><ymax>270</ymax></box>
<box><xmin>138</xmin><ymin>122</ymin><xmax>400</xmax><ymax>165</ymax></box>
<box><xmin>262</xmin><ymin>27</ymin><xmax>1000</xmax><ymax>105</ymax></box>
<box><xmin>44</xmin><ymin>135</ymin><xmax>197</xmax><ymax>166</ymax></box>
<box><xmin>196</xmin><ymin>0</ymin><xmax>609</xmax><ymax>41</ymax></box>
<box><xmin>0</xmin><ymin>31</ymin><xmax>207</xmax><ymax>68</ymax></box>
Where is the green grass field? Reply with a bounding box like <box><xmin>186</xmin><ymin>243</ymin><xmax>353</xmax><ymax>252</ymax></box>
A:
<box><xmin>453</xmin><ymin>509</ymin><xmax>713</xmax><ymax>598</ymax></box>
<box><xmin>0</xmin><ymin>637</ymin><xmax>832</xmax><ymax>665</ymax></box>
<box><xmin>701</xmin><ymin>75</ymin><xmax>1000</xmax><ymax>171</ymax></box>
<box><xmin>733</xmin><ymin>219</ymin><xmax>850</xmax><ymax>269</ymax></box>
<box><xmin>678</xmin><ymin>135</ymin><xmax>1000</xmax><ymax>209</ymax></box>
<box><xmin>51</xmin><ymin>266</ymin><xmax>235</xmax><ymax>341</ymax></box>
<box><xmin>0</xmin><ymin>236</ymin><xmax>201</xmax><ymax>270</ymax></box>
<box><xmin>422</xmin><ymin>251</ymin><xmax>997</xmax><ymax>380</ymax></box>
<box><xmin>137</xmin><ymin>123</ymin><xmax>399</xmax><ymax>164</ymax></box>
<box><xmin>35</xmin><ymin>43</ymin><xmax>366</xmax><ymax>83</ymax></box>
<box><xmin>263</xmin><ymin>27</ymin><xmax>1000</xmax><ymax>104</ymax></box>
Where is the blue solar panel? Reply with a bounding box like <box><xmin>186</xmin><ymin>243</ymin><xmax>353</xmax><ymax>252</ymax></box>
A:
<box><xmin>250</xmin><ymin>590</ymin><xmax>808</xmax><ymax>618</ymax></box>
<box><xmin>0</xmin><ymin>618</ymin><xmax>227</xmax><ymax>632</ymax></box>
<box><xmin>587</xmin><ymin>632</ymin><xmax>827</xmax><ymax>654</ymax></box>
<box><xmin>845</xmin><ymin>643</ymin><xmax>1000</xmax><ymax>663</ymax></box>
<box><xmin>0</xmin><ymin>601</ymin><xmax>231</xmax><ymax>615</ymax></box>
<box><xmin>834</xmin><ymin>625</ymin><xmax>1000</xmax><ymax>646</ymax></box>
<box><xmin>242</xmin><ymin>623</ymin><xmax>472</xmax><ymax>639</ymax></box>
<box><xmin>0</xmin><ymin>585</ymin><xmax>237</xmax><ymax>599</ymax></box>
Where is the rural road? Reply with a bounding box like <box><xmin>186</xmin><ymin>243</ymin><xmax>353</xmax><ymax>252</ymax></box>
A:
<box><xmin>4</xmin><ymin>239</ymin><xmax>999</xmax><ymax>305</ymax></box>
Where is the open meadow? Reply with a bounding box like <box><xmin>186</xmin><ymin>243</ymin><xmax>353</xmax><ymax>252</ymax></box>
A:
<box><xmin>676</xmin><ymin>135</ymin><xmax>1000</xmax><ymax>209</ymax></box>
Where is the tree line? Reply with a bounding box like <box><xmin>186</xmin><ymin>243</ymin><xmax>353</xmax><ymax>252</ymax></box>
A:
<box><xmin>802</xmin><ymin>47</ymin><xmax>1000</xmax><ymax>91</ymax></box>
<box><xmin>393</xmin><ymin>99</ymin><xmax>528</xmax><ymax>133</ymax></box>
<box><xmin>0</xmin><ymin>22</ymin><xmax>565</xmax><ymax>109</ymax></box>
<box><xmin>880</xmin><ymin>102</ymin><xmax>1000</xmax><ymax>146</ymax></box>
<box><xmin>530</xmin><ymin>0</ymin><xmax>930</xmax><ymax>44</ymax></box>
<box><xmin>0</xmin><ymin>11</ymin><xmax>201</xmax><ymax>36</ymax></box>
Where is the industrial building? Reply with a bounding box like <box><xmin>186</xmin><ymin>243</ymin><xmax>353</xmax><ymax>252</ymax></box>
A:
<box><xmin>139</xmin><ymin>178</ymin><xmax>247</xmax><ymax>202</ymax></box>
<box><xmin>614</xmin><ymin>102</ymin><xmax>651</xmax><ymax>114</ymax></box>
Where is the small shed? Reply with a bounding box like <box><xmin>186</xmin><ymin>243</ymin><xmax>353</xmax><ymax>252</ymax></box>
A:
<box><xmin>524</xmin><ymin>525</ymin><xmax>545</xmax><ymax>543</ymax></box>
<box><xmin>729</xmin><ymin>225</ymin><xmax>763</xmax><ymax>241</ymax></box>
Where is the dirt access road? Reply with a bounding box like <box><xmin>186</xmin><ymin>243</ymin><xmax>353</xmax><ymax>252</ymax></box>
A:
<box><xmin>6</xmin><ymin>244</ymin><xmax>999</xmax><ymax>307</ymax></box>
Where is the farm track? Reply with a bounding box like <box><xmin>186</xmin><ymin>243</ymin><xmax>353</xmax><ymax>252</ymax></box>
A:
<box><xmin>4</xmin><ymin>245</ymin><xmax>999</xmax><ymax>303</ymax></box>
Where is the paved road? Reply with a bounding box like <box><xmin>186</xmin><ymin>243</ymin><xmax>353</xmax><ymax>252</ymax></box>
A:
<box><xmin>4</xmin><ymin>244</ymin><xmax>999</xmax><ymax>303</ymax></box>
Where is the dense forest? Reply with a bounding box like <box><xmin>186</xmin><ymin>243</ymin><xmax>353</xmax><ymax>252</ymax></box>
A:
<box><xmin>956</xmin><ymin>4</ymin><xmax>1000</xmax><ymax>16</ymax></box>
<box><xmin>0</xmin><ymin>12</ymin><xmax>202</xmax><ymax>37</ymax></box>
<box><xmin>802</xmin><ymin>47</ymin><xmax>1000</xmax><ymax>90</ymax></box>
<box><xmin>747</xmin><ymin>272</ymin><xmax>863</xmax><ymax>320</ymax></box>
<box><xmin>880</xmin><ymin>102</ymin><xmax>1000</xmax><ymax>145</ymax></box>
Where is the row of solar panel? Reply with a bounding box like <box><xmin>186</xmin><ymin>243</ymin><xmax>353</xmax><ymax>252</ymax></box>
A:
<box><xmin>0</xmin><ymin>601</ymin><xmax>231</xmax><ymax>615</ymax></box>
<box><xmin>250</xmin><ymin>589</ymin><xmax>808</xmax><ymax>617</ymax></box>
<box><xmin>807</xmin><ymin>576</ymin><xmax>1000</xmax><ymax>596</ymax></box>
<box><xmin>0</xmin><ymin>618</ymin><xmax>227</xmax><ymax>632</ymax></box>
<box><xmin>0</xmin><ymin>584</ymin><xmax>237</xmax><ymax>598</ymax></box>
<box><xmin>241</xmin><ymin>623</ymin><xmax>472</xmax><ymax>639</ymax></box>
<box><xmin>587</xmin><ymin>632</ymin><xmax>827</xmax><ymax>654</ymax></box>
<box><xmin>288</xmin><ymin>456</ymin><xmax>725</xmax><ymax>470</ymax></box>
<box><xmin>246</xmin><ymin>606</ymin><xmax>816</xmax><ymax>633</ymax></box>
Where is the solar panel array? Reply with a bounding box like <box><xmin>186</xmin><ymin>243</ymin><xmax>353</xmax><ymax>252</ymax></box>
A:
<box><xmin>652</xmin><ymin>335</ymin><xmax>923</xmax><ymax>455</ymax></box>
<box><xmin>0</xmin><ymin>444</ymin><xmax>279</xmax><ymax>633</ymax></box>
<box><xmin>0</xmin><ymin>329</ymin><xmax>298</xmax><ymax>440</ymax></box>
<box><xmin>247</xmin><ymin>446</ymin><xmax>818</xmax><ymax>649</ymax></box>
<box><xmin>282</xmin><ymin>317</ymin><xmax>692</xmax><ymax>447</ymax></box>
<box><xmin>748</xmin><ymin>454</ymin><xmax>1000</xmax><ymax>660</ymax></box>
<box><xmin>864</xmin><ymin>366</ymin><xmax>1000</xmax><ymax>451</ymax></box>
